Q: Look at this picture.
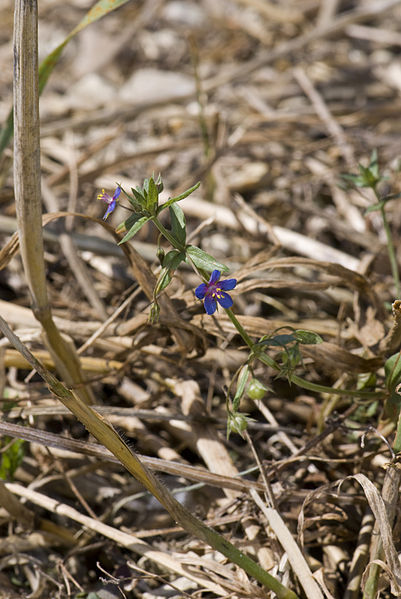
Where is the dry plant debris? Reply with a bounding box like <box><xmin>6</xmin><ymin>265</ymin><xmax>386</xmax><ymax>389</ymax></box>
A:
<box><xmin>2</xmin><ymin>0</ymin><xmax>401</xmax><ymax>597</ymax></box>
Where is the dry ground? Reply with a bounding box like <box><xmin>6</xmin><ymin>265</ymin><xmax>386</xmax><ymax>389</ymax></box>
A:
<box><xmin>2</xmin><ymin>0</ymin><xmax>401</xmax><ymax>597</ymax></box>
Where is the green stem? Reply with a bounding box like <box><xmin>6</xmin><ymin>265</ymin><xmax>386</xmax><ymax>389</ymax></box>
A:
<box><xmin>375</xmin><ymin>188</ymin><xmax>401</xmax><ymax>297</ymax></box>
<box><xmin>392</xmin><ymin>397</ymin><xmax>401</xmax><ymax>453</ymax></box>
<box><xmin>225</xmin><ymin>310</ymin><xmax>382</xmax><ymax>399</ymax></box>
<box><xmin>225</xmin><ymin>308</ymin><xmax>255</xmax><ymax>349</ymax></box>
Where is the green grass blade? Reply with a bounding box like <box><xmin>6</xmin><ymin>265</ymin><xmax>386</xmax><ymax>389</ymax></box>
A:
<box><xmin>0</xmin><ymin>0</ymin><xmax>130</xmax><ymax>156</ymax></box>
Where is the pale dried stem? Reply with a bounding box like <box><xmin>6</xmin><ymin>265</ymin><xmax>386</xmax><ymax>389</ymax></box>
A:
<box><xmin>13</xmin><ymin>0</ymin><xmax>93</xmax><ymax>404</ymax></box>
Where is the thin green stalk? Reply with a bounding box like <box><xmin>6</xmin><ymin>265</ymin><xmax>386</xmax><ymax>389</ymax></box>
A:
<box><xmin>225</xmin><ymin>308</ymin><xmax>255</xmax><ymax>349</ymax></box>
<box><xmin>392</xmin><ymin>397</ymin><xmax>401</xmax><ymax>453</ymax></box>
<box><xmin>374</xmin><ymin>188</ymin><xmax>401</xmax><ymax>297</ymax></box>
<box><xmin>226</xmin><ymin>309</ymin><xmax>382</xmax><ymax>399</ymax></box>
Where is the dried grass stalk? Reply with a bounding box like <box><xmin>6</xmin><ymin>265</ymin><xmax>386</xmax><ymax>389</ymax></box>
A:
<box><xmin>13</xmin><ymin>0</ymin><xmax>93</xmax><ymax>404</ymax></box>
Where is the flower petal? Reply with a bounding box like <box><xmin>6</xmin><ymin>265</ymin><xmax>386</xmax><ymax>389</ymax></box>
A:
<box><xmin>216</xmin><ymin>292</ymin><xmax>233</xmax><ymax>309</ymax></box>
<box><xmin>204</xmin><ymin>295</ymin><xmax>217</xmax><ymax>315</ymax></box>
<box><xmin>219</xmin><ymin>278</ymin><xmax>237</xmax><ymax>291</ymax></box>
<box><xmin>195</xmin><ymin>283</ymin><xmax>207</xmax><ymax>299</ymax></box>
<box><xmin>103</xmin><ymin>200</ymin><xmax>116</xmax><ymax>220</ymax></box>
<box><xmin>113</xmin><ymin>187</ymin><xmax>122</xmax><ymax>200</ymax></box>
<box><xmin>209</xmin><ymin>270</ymin><xmax>221</xmax><ymax>284</ymax></box>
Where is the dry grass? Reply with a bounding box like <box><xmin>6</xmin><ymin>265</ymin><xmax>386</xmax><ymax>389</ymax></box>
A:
<box><xmin>2</xmin><ymin>1</ymin><xmax>401</xmax><ymax>597</ymax></box>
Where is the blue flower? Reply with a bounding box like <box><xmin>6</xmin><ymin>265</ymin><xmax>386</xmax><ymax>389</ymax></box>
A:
<box><xmin>97</xmin><ymin>186</ymin><xmax>121</xmax><ymax>220</ymax></box>
<box><xmin>195</xmin><ymin>270</ymin><xmax>237</xmax><ymax>315</ymax></box>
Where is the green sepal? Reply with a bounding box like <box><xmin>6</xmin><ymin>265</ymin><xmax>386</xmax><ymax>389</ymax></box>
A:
<box><xmin>155</xmin><ymin>267</ymin><xmax>173</xmax><ymax>296</ymax></box>
<box><xmin>247</xmin><ymin>378</ymin><xmax>269</xmax><ymax>401</ymax></box>
<box><xmin>233</xmin><ymin>365</ymin><xmax>250</xmax><ymax>412</ymax></box>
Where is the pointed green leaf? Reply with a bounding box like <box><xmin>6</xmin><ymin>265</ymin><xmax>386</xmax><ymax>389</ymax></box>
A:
<box><xmin>259</xmin><ymin>334</ymin><xmax>295</xmax><ymax>348</ymax></box>
<box><xmin>118</xmin><ymin>216</ymin><xmax>150</xmax><ymax>244</ymax></box>
<box><xmin>293</xmin><ymin>330</ymin><xmax>323</xmax><ymax>345</ymax></box>
<box><xmin>169</xmin><ymin>203</ymin><xmax>186</xmax><ymax>246</ymax></box>
<box><xmin>385</xmin><ymin>353</ymin><xmax>401</xmax><ymax>392</ymax></box>
<box><xmin>369</xmin><ymin>149</ymin><xmax>379</xmax><ymax>178</ymax></box>
<box><xmin>186</xmin><ymin>245</ymin><xmax>229</xmax><ymax>274</ymax></box>
<box><xmin>157</xmin><ymin>182</ymin><xmax>200</xmax><ymax>213</ymax></box>
<box><xmin>365</xmin><ymin>202</ymin><xmax>385</xmax><ymax>214</ymax></box>
<box><xmin>147</xmin><ymin>177</ymin><xmax>159</xmax><ymax>211</ymax></box>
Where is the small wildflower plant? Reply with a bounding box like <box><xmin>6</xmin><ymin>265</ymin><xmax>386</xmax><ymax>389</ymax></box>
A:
<box><xmin>341</xmin><ymin>149</ymin><xmax>401</xmax><ymax>296</ymax></box>
<box><xmin>97</xmin><ymin>175</ymin><xmax>380</xmax><ymax>441</ymax></box>
<box><xmin>91</xmin><ymin>171</ymin><xmax>391</xmax><ymax>598</ymax></box>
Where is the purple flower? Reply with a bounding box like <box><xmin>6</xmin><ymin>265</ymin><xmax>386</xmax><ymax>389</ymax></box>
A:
<box><xmin>195</xmin><ymin>270</ymin><xmax>237</xmax><ymax>315</ymax></box>
<box><xmin>97</xmin><ymin>186</ymin><xmax>121</xmax><ymax>220</ymax></box>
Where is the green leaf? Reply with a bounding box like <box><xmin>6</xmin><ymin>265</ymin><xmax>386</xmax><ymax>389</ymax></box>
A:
<box><xmin>118</xmin><ymin>215</ymin><xmax>150</xmax><ymax>244</ymax></box>
<box><xmin>147</xmin><ymin>177</ymin><xmax>159</xmax><ymax>211</ymax></box>
<box><xmin>385</xmin><ymin>353</ymin><xmax>401</xmax><ymax>392</ymax></box>
<box><xmin>131</xmin><ymin>187</ymin><xmax>146</xmax><ymax>205</ymax></box>
<box><xmin>169</xmin><ymin>203</ymin><xmax>186</xmax><ymax>246</ymax></box>
<box><xmin>342</xmin><ymin>149</ymin><xmax>383</xmax><ymax>190</ymax></box>
<box><xmin>365</xmin><ymin>201</ymin><xmax>385</xmax><ymax>214</ymax></box>
<box><xmin>162</xmin><ymin>249</ymin><xmax>186</xmax><ymax>270</ymax></box>
<box><xmin>259</xmin><ymin>334</ymin><xmax>296</xmax><ymax>348</ymax></box>
<box><xmin>157</xmin><ymin>182</ymin><xmax>200</xmax><ymax>213</ymax></box>
<box><xmin>293</xmin><ymin>330</ymin><xmax>323</xmax><ymax>345</ymax></box>
<box><xmin>369</xmin><ymin>148</ymin><xmax>379</xmax><ymax>179</ymax></box>
<box><xmin>381</xmin><ymin>191</ymin><xmax>401</xmax><ymax>203</ymax></box>
<box><xmin>186</xmin><ymin>245</ymin><xmax>229</xmax><ymax>274</ymax></box>
<box><xmin>0</xmin><ymin>438</ymin><xmax>25</xmax><ymax>481</ymax></box>
<box><xmin>116</xmin><ymin>211</ymin><xmax>145</xmax><ymax>233</ymax></box>
<box><xmin>0</xmin><ymin>0</ymin><xmax>130</xmax><ymax>156</ymax></box>
<box><xmin>120</xmin><ymin>188</ymin><xmax>142</xmax><ymax>210</ymax></box>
